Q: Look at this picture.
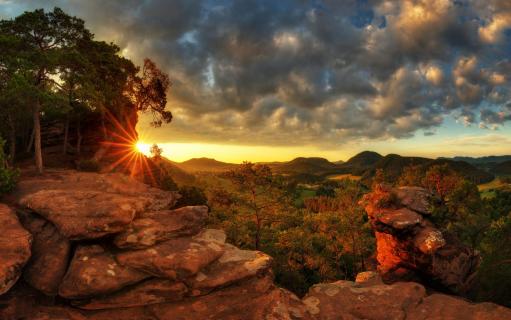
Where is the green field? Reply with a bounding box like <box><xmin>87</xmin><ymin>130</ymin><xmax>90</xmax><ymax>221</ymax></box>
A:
<box><xmin>327</xmin><ymin>174</ymin><xmax>362</xmax><ymax>181</ymax></box>
<box><xmin>478</xmin><ymin>177</ymin><xmax>511</xmax><ymax>199</ymax></box>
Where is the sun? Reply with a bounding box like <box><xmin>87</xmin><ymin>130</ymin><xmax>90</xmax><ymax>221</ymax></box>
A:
<box><xmin>135</xmin><ymin>141</ymin><xmax>150</xmax><ymax>155</ymax></box>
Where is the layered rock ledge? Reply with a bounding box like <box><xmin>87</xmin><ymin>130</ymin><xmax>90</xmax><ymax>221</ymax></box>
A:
<box><xmin>0</xmin><ymin>170</ymin><xmax>509</xmax><ymax>320</ymax></box>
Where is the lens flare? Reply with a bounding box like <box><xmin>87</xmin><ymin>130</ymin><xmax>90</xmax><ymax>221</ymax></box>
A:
<box><xmin>135</xmin><ymin>142</ymin><xmax>150</xmax><ymax>155</ymax></box>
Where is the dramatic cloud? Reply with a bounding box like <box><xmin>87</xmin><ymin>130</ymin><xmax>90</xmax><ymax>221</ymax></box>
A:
<box><xmin>1</xmin><ymin>0</ymin><xmax>510</xmax><ymax>147</ymax></box>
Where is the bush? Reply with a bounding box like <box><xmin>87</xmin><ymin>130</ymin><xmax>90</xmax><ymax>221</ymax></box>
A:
<box><xmin>175</xmin><ymin>185</ymin><xmax>208</xmax><ymax>207</ymax></box>
<box><xmin>76</xmin><ymin>159</ymin><xmax>100</xmax><ymax>172</ymax></box>
<box><xmin>0</xmin><ymin>137</ymin><xmax>19</xmax><ymax>194</ymax></box>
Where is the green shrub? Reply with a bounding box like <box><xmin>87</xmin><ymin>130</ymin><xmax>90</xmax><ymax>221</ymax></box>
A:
<box><xmin>0</xmin><ymin>137</ymin><xmax>19</xmax><ymax>194</ymax></box>
<box><xmin>76</xmin><ymin>159</ymin><xmax>100</xmax><ymax>172</ymax></box>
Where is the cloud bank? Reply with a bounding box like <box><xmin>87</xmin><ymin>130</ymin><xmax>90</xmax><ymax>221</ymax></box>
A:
<box><xmin>1</xmin><ymin>0</ymin><xmax>510</xmax><ymax>147</ymax></box>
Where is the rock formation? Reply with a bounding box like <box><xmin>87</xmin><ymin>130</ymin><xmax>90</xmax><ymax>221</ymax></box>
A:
<box><xmin>362</xmin><ymin>185</ymin><xmax>481</xmax><ymax>294</ymax></box>
<box><xmin>0</xmin><ymin>170</ymin><xmax>510</xmax><ymax>319</ymax></box>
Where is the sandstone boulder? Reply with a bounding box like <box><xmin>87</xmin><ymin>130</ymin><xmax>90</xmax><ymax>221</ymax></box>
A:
<box><xmin>362</xmin><ymin>186</ymin><xmax>480</xmax><ymax>294</ymax></box>
<box><xmin>114</xmin><ymin>205</ymin><xmax>208</xmax><ymax>249</ymax></box>
<box><xmin>407</xmin><ymin>293</ymin><xmax>511</xmax><ymax>320</ymax></box>
<box><xmin>14</xmin><ymin>170</ymin><xmax>178</xmax><ymax>210</ymax></box>
<box><xmin>148</xmin><ymin>275</ymin><xmax>313</xmax><ymax>320</ymax></box>
<box><xmin>303</xmin><ymin>280</ymin><xmax>426</xmax><ymax>320</ymax></box>
<box><xmin>74</xmin><ymin>279</ymin><xmax>187</xmax><ymax>310</ymax></box>
<box><xmin>20</xmin><ymin>190</ymin><xmax>146</xmax><ymax>240</ymax></box>
<box><xmin>187</xmin><ymin>243</ymin><xmax>272</xmax><ymax>296</ymax></box>
<box><xmin>375</xmin><ymin>207</ymin><xmax>423</xmax><ymax>230</ymax></box>
<box><xmin>19</xmin><ymin>211</ymin><xmax>71</xmax><ymax>296</ymax></box>
<box><xmin>116</xmin><ymin>229</ymin><xmax>226</xmax><ymax>280</ymax></box>
<box><xmin>395</xmin><ymin>186</ymin><xmax>432</xmax><ymax>214</ymax></box>
<box><xmin>59</xmin><ymin>245</ymin><xmax>150</xmax><ymax>299</ymax></box>
<box><xmin>0</xmin><ymin>204</ymin><xmax>32</xmax><ymax>295</ymax></box>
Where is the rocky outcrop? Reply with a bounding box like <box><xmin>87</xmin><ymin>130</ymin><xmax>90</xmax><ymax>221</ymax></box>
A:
<box><xmin>362</xmin><ymin>185</ymin><xmax>481</xmax><ymax>294</ymax></box>
<box><xmin>0</xmin><ymin>204</ymin><xmax>32</xmax><ymax>295</ymax></box>
<box><xmin>1</xmin><ymin>170</ymin><xmax>510</xmax><ymax>319</ymax></box>
<box><xmin>302</xmin><ymin>273</ymin><xmax>511</xmax><ymax>320</ymax></box>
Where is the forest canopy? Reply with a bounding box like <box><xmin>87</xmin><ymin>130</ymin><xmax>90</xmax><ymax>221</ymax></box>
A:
<box><xmin>0</xmin><ymin>7</ymin><xmax>172</xmax><ymax>173</ymax></box>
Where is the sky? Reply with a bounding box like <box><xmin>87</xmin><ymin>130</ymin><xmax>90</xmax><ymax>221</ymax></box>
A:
<box><xmin>1</xmin><ymin>0</ymin><xmax>511</xmax><ymax>162</ymax></box>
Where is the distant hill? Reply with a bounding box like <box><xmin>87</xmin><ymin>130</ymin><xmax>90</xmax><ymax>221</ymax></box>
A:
<box><xmin>492</xmin><ymin>160</ymin><xmax>511</xmax><ymax>175</ymax></box>
<box><xmin>360</xmin><ymin>154</ymin><xmax>494</xmax><ymax>185</ymax></box>
<box><xmin>337</xmin><ymin>151</ymin><xmax>383</xmax><ymax>175</ymax></box>
<box><xmin>440</xmin><ymin>155</ymin><xmax>511</xmax><ymax>172</ymax></box>
<box><xmin>267</xmin><ymin>157</ymin><xmax>343</xmax><ymax>176</ymax></box>
<box><xmin>157</xmin><ymin>158</ymin><xmax>197</xmax><ymax>185</ymax></box>
<box><xmin>176</xmin><ymin>158</ymin><xmax>238</xmax><ymax>173</ymax></box>
<box><xmin>444</xmin><ymin>155</ymin><xmax>511</xmax><ymax>165</ymax></box>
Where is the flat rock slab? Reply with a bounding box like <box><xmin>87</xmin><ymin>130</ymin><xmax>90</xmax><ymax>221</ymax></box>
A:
<box><xmin>114</xmin><ymin>206</ymin><xmax>208</xmax><ymax>249</ymax></box>
<box><xmin>148</xmin><ymin>275</ymin><xmax>313</xmax><ymax>320</ymax></box>
<box><xmin>74</xmin><ymin>279</ymin><xmax>187</xmax><ymax>310</ymax></box>
<box><xmin>0</xmin><ymin>204</ymin><xmax>32</xmax><ymax>295</ymax></box>
<box><xmin>396</xmin><ymin>186</ymin><xmax>432</xmax><ymax>215</ymax></box>
<box><xmin>116</xmin><ymin>229</ymin><xmax>226</xmax><ymax>280</ymax></box>
<box><xmin>188</xmin><ymin>243</ymin><xmax>272</xmax><ymax>295</ymax></box>
<box><xmin>407</xmin><ymin>293</ymin><xmax>511</xmax><ymax>320</ymax></box>
<box><xmin>303</xmin><ymin>280</ymin><xmax>426</xmax><ymax>320</ymax></box>
<box><xmin>19</xmin><ymin>211</ymin><xmax>71</xmax><ymax>296</ymax></box>
<box><xmin>20</xmin><ymin>190</ymin><xmax>146</xmax><ymax>240</ymax></box>
<box><xmin>14</xmin><ymin>170</ymin><xmax>179</xmax><ymax>211</ymax></box>
<box><xmin>59</xmin><ymin>245</ymin><xmax>150</xmax><ymax>299</ymax></box>
<box><xmin>376</xmin><ymin>207</ymin><xmax>423</xmax><ymax>230</ymax></box>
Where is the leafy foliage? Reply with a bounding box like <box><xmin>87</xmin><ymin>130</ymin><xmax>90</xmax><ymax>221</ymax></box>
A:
<box><xmin>0</xmin><ymin>137</ymin><xmax>19</xmax><ymax>194</ymax></box>
<box><xmin>202</xmin><ymin>164</ymin><xmax>374</xmax><ymax>296</ymax></box>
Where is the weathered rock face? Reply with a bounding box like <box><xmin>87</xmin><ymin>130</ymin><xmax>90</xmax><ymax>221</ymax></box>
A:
<box><xmin>14</xmin><ymin>169</ymin><xmax>179</xmax><ymax>210</ymax></box>
<box><xmin>113</xmin><ymin>205</ymin><xmax>208</xmax><ymax>249</ymax></box>
<box><xmin>302</xmin><ymin>274</ymin><xmax>511</xmax><ymax>320</ymax></box>
<box><xmin>59</xmin><ymin>245</ymin><xmax>150</xmax><ymax>299</ymax></box>
<box><xmin>16</xmin><ymin>170</ymin><xmax>179</xmax><ymax>240</ymax></box>
<box><xmin>186</xmin><ymin>243</ymin><xmax>273</xmax><ymax>296</ymax></box>
<box><xmin>1</xmin><ymin>170</ymin><xmax>510</xmax><ymax>320</ymax></box>
<box><xmin>361</xmin><ymin>185</ymin><xmax>481</xmax><ymax>294</ymax></box>
<box><xmin>18</xmin><ymin>211</ymin><xmax>70</xmax><ymax>296</ymax></box>
<box><xmin>0</xmin><ymin>204</ymin><xmax>32</xmax><ymax>295</ymax></box>
<box><xmin>116</xmin><ymin>229</ymin><xmax>226</xmax><ymax>279</ymax></box>
<box><xmin>74</xmin><ymin>279</ymin><xmax>188</xmax><ymax>310</ymax></box>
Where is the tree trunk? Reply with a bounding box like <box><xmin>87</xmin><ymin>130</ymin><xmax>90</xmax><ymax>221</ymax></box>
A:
<box><xmin>26</xmin><ymin>126</ymin><xmax>35</xmax><ymax>153</ymax></box>
<box><xmin>7</xmin><ymin>115</ymin><xmax>16</xmax><ymax>165</ymax></box>
<box><xmin>101</xmin><ymin>111</ymin><xmax>108</xmax><ymax>140</ymax></box>
<box><xmin>33</xmin><ymin>104</ymin><xmax>43</xmax><ymax>174</ymax></box>
<box><xmin>76</xmin><ymin>118</ymin><xmax>82</xmax><ymax>155</ymax></box>
<box><xmin>63</xmin><ymin>113</ymin><xmax>70</xmax><ymax>155</ymax></box>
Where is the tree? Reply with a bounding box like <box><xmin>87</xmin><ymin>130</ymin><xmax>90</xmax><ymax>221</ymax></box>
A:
<box><xmin>224</xmin><ymin>162</ymin><xmax>294</xmax><ymax>250</ymax></box>
<box><xmin>127</xmin><ymin>59</ymin><xmax>173</xmax><ymax>127</ymax></box>
<box><xmin>150</xmin><ymin>143</ymin><xmax>163</xmax><ymax>159</ymax></box>
<box><xmin>0</xmin><ymin>8</ymin><xmax>91</xmax><ymax>173</ymax></box>
<box><xmin>398</xmin><ymin>165</ymin><xmax>423</xmax><ymax>186</ymax></box>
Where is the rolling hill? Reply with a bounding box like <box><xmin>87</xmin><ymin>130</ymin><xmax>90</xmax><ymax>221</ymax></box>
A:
<box><xmin>491</xmin><ymin>160</ymin><xmax>511</xmax><ymax>175</ymax></box>
<box><xmin>176</xmin><ymin>158</ymin><xmax>238</xmax><ymax>173</ymax></box>
<box><xmin>156</xmin><ymin>158</ymin><xmax>197</xmax><ymax>185</ymax></box>
<box><xmin>337</xmin><ymin>151</ymin><xmax>383</xmax><ymax>175</ymax></box>
<box><xmin>159</xmin><ymin>150</ymin><xmax>496</xmax><ymax>187</ymax></box>
<box><xmin>360</xmin><ymin>154</ymin><xmax>494</xmax><ymax>185</ymax></box>
<box><xmin>267</xmin><ymin>157</ymin><xmax>342</xmax><ymax>176</ymax></box>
